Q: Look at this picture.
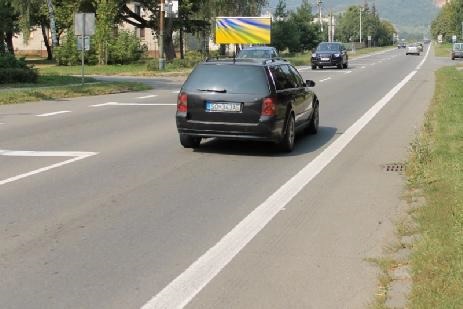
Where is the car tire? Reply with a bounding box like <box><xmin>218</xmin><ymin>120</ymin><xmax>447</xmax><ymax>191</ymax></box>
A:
<box><xmin>312</xmin><ymin>65</ymin><xmax>317</xmax><ymax>70</ymax></box>
<box><xmin>179</xmin><ymin>134</ymin><xmax>201</xmax><ymax>148</ymax></box>
<box><xmin>343</xmin><ymin>62</ymin><xmax>348</xmax><ymax>69</ymax></box>
<box><xmin>278</xmin><ymin>114</ymin><xmax>295</xmax><ymax>152</ymax></box>
<box><xmin>306</xmin><ymin>101</ymin><xmax>319</xmax><ymax>135</ymax></box>
<box><xmin>319</xmin><ymin>66</ymin><xmax>323</xmax><ymax>69</ymax></box>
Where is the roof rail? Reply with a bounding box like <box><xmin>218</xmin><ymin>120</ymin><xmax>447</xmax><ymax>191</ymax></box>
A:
<box><xmin>262</xmin><ymin>57</ymin><xmax>288</xmax><ymax>65</ymax></box>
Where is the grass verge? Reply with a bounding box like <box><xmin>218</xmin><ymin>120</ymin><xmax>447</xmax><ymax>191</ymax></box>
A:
<box><xmin>434</xmin><ymin>43</ymin><xmax>452</xmax><ymax>57</ymax></box>
<box><xmin>36</xmin><ymin>63</ymin><xmax>191</xmax><ymax>77</ymax></box>
<box><xmin>406</xmin><ymin>66</ymin><xmax>463</xmax><ymax>308</ymax></box>
<box><xmin>0</xmin><ymin>78</ymin><xmax>149</xmax><ymax>105</ymax></box>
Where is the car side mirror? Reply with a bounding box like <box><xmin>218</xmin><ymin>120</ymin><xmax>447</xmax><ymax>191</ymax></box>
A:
<box><xmin>305</xmin><ymin>80</ymin><xmax>316</xmax><ymax>87</ymax></box>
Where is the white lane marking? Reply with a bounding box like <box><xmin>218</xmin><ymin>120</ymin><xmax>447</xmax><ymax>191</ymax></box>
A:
<box><xmin>362</xmin><ymin>66</ymin><xmax>367</xmax><ymax>69</ymax></box>
<box><xmin>91</xmin><ymin>102</ymin><xmax>176</xmax><ymax>107</ymax></box>
<box><xmin>141</xmin><ymin>41</ymin><xmax>431</xmax><ymax>309</ymax></box>
<box><xmin>0</xmin><ymin>150</ymin><xmax>97</xmax><ymax>186</ymax></box>
<box><xmin>137</xmin><ymin>94</ymin><xmax>158</xmax><ymax>99</ymax></box>
<box><xmin>90</xmin><ymin>102</ymin><xmax>118</xmax><ymax>107</ymax></box>
<box><xmin>172</xmin><ymin>90</ymin><xmax>180</xmax><ymax>94</ymax></box>
<box><xmin>349</xmin><ymin>48</ymin><xmax>395</xmax><ymax>61</ymax></box>
<box><xmin>0</xmin><ymin>150</ymin><xmax>96</xmax><ymax>157</ymax></box>
<box><xmin>416</xmin><ymin>44</ymin><xmax>431</xmax><ymax>70</ymax></box>
<box><xmin>36</xmin><ymin>111</ymin><xmax>71</xmax><ymax>117</ymax></box>
<box><xmin>319</xmin><ymin>77</ymin><xmax>332</xmax><ymax>82</ymax></box>
<box><xmin>92</xmin><ymin>102</ymin><xmax>175</xmax><ymax>107</ymax></box>
<box><xmin>345</xmin><ymin>71</ymin><xmax>352</xmax><ymax>74</ymax></box>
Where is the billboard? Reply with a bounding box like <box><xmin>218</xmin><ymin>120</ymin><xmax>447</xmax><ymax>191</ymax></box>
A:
<box><xmin>215</xmin><ymin>17</ymin><xmax>271</xmax><ymax>44</ymax></box>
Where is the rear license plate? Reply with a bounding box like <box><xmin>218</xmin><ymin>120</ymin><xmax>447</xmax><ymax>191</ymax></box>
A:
<box><xmin>321</xmin><ymin>57</ymin><xmax>330</xmax><ymax>61</ymax></box>
<box><xmin>205</xmin><ymin>102</ymin><xmax>241</xmax><ymax>112</ymax></box>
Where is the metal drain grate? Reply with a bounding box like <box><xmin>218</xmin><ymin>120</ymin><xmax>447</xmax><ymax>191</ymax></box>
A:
<box><xmin>384</xmin><ymin>163</ymin><xmax>406</xmax><ymax>172</ymax></box>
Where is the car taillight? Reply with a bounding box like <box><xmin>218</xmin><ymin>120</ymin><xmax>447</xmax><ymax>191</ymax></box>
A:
<box><xmin>177</xmin><ymin>92</ymin><xmax>187</xmax><ymax>112</ymax></box>
<box><xmin>261</xmin><ymin>97</ymin><xmax>276</xmax><ymax>116</ymax></box>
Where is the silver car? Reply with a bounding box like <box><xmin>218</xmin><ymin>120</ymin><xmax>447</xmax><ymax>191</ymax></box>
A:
<box><xmin>451</xmin><ymin>43</ymin><xmax>463</xmax><ymax>60</ymax></box>
<box><xmin>406</xmin><ymin>44</ymin><xmax>420</xmax><ymax>56</ymax></box>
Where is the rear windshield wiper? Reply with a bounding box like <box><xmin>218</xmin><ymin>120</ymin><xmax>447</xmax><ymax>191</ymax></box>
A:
<box><xmin>197</xmin><ymin>88</ymin><xmax>227</xmax><ymax>93</ymax></box>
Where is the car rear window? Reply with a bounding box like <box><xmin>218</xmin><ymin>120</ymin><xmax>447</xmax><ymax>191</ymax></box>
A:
<box><xmin>183</xmin><ymin>64</ymin><xmax>270</xmax><ymax>94</ymax></box>
<box><xmin>237</xmin><ymin>49</ymin><xmax>274</xmax><ymax>58</ymax></box>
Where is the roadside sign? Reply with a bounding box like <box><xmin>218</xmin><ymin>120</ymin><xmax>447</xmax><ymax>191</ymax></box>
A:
<box><xmin>75</xmin><ymin>13</ymin><xmax>95</xmax><ymax>36</ymax></box>
<box><xmin>438</xmin><ymin>34</ymin><xmax>443</xmax><ymax>43</ymax></box>
<box><xmin>74</xmin><ymin>13</ymin><xmax>95</xmax><ymax>85</ymax></box>
<box><xmin>77</xmin><ymin>36</ymin><xmax>90</xmax><ymax>51</ymax></box>
<box><xmin>452</xmin><ymin>35</ymin><xmax>457</xmax><ymax>43</ymax></box>
<box><xmin>368</xmin><ymin>35</ymin><xmax>372</xmax><ymax>41</ymax></box>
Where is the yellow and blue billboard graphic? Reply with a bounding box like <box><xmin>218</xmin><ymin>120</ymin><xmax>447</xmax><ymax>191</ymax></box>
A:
<box><xmin>215</xmin><ymin>17</ymin><xmax>271</xmax><ymax>44</ymax></box>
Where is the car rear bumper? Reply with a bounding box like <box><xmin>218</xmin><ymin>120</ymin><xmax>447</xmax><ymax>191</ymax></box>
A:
<box><xmin>176</xmin><ymin>115</ymin><xmax>285</xmax><ymax>142</ymax></box>
<box><xmin>452</xmin><ymin>52</ymin><xmax>463</xmax><ymax>58</ymax></box>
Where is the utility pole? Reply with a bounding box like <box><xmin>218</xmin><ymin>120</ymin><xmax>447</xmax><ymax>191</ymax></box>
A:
<box><xmin>46</xmin><ymin>0</ymin><xmax>58</xmax><ymax>48</ymax></box>
<box><xmin>318</xmin><ymin>0</ymin><xmax>323</xmax><ymax>32</ymax></box>
<box><xmin>359</xmin><ymin>7</ymin><xmax>363</xmax><ymax>46</ymax></box>
<box><xmin>159</xmin><ymin>0</ymin><xmax>166</xmax><ymax>70</ymax></box>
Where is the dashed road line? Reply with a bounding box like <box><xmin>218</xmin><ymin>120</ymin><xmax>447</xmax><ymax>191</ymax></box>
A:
<box><xmin>36</xmin><ymin>111</ymin><xmax>71</xmax><ymax>117</ymax></box>
<box><xmin>91</xmin><ymin>102</ymin><xmax>175</xmax><ymax>107</ymax></box>
<box><xmin>137</xmin><ymin>94</ymin><xmax>158</xmax><ymax>99</ymax></box>
<box><xmin>319</xmin><ymin>77</ymin><xmax>332</xmax><ymax>82</ymax></box>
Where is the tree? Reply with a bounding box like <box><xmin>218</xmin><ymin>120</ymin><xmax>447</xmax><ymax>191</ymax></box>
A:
<box><xmin>289</xmin><ymin>0</ymin><xmax>320</xmax><ymax>51</ymax></box>
<box><xmin>0</xmin><ymin>0</ymin><xmax>19</xmax><ymax>55</ymax></box>
<box><xmin>95</xmin><ymin>0</ymin><xmax>118</xmax><ymax>64</ymax></box>
<box><xmin>431</xmin><ymin>0</ymin><xmax>463</xmax><ymax>42</ymax></box>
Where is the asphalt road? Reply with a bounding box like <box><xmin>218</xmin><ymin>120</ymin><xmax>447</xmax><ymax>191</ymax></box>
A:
<box><xmin>0</xmin><ymin>45</ymin><xmax>449</xmax><ymax>308</ymax></box>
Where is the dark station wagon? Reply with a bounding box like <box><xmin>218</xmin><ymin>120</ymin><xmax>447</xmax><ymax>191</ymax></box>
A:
<box><xmin>176</xmin><ymin>59</ymin><xmax>320</xmax><ymax>152</ymax></box>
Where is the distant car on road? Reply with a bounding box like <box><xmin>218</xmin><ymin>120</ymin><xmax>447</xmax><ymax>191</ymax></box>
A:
<box><xmin>236</xmin><ymin>46</ymin><xmax>279</xmax><ymax>59</ymax></box>
<box><xmin>311</xmin><ymin>42</ymin><xmax>348</xmax><ymax>70</ymax></box>
<box><xmin>397</xmin><ymin>42</ymin><xmax>406</xmax><ymax>49</ymax></box>
<box><xmin>451</xmin><ymin>43</ymin><xmax>463</xmax><ymax>60</ymax></box>
<box><xmin>176</xmin><ymin>58</ymin><xmax>320</xmax><ymax>152</ymax></box>
<box><xmin>406</xmin><ymin>43</ymin><xmax>421</xmax><ymax>56</ymax></box>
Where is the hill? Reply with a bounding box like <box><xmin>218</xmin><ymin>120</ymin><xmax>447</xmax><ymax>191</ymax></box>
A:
<box><xmin>267</xmin><ymin>0</ymin><xmax>439</xmax><ymax>34</ymax></box>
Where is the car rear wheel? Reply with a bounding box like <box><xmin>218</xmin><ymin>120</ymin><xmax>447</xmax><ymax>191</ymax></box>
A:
<box><xmin>311</xmin><ymin>65</ymin><xmax>317</xmax><ymax>70</ymax></box>
<box><xmin>278</xmin><ymin>114</ymin><xmax>295</xmax><ymax>152</ymax></box>
<box><xmin>306</xmin><ymin>102</ymin><xmax>319</xmax><ymax>135</ymax></box>
<box><xmin>319</xmin><ymin>66</ymin><xmax>323</xmax><ymax>69</ymax></box>
<box><xmin>179</xmin><ymin>134</ymin><xmax>201</xmax><ymax>148</ymax></box>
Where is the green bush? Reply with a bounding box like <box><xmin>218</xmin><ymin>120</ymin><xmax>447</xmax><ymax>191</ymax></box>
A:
<box><xmin>0</xmin><ymin>67</ymin><xmax>38</xmax><ymax>83</ymax></box>
<box><xmin>147</xmin><ymin>51</ymin><xmax>204</xmax><ymax>71</ymax></box>
<box><xmin>54</xmin><ymin>30</ymin><xmax>82</xmax><ymax>66</ymax></box>
<box><xmin>108</xmin><ymin>30</ymin><xmax>146</xmax><ymax>65</ymax></box>
<box><xmin>0</xmin><ymin>54</ymin><xmax>38</xmax><ymax>83</ymax></box>
<box><xmin>55</xmin><ymin>30</ymin><xmax>145</xmax><ymax>66</ymax></box>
